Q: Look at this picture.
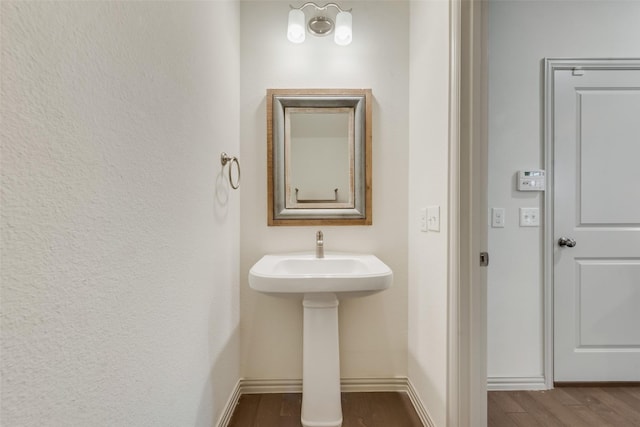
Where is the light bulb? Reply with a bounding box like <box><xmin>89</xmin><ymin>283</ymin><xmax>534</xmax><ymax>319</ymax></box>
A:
<box><xmin>287</xmin><ymin>9</ymin><xmax>306</xmax><ymax>44</ymax></box>
<box><xmin>334</xmin><ymin>11</ymin><xmax>352</xmax><ymax>46</ymax></box>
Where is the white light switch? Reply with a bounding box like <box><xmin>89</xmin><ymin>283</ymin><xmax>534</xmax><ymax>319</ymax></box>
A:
<box><xmin>492</xmin><ymin>208</ymin><xmax>505</xmax><ymax>228</ymax></box>
<box><xmin>420</xmin><ymin>208</ymin><xmax>428</xmax><ymax>232</ymax></box>
<box><xmin>519</xmin><ymin>207</ymin><xmax>540</xmax><ymax>227</ymax></box>
<box><xmin>427</xmin><ymin>206</ymin><xmax>440</xmax><ymax>232</ymax></box>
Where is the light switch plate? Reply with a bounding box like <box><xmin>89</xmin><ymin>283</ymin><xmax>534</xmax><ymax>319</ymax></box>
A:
<box><xmin>492</xmin><ymin>207</ymin><xmax>505</xmax><ymax>228</ymax></box>
<box><xmin>427</xmin><ymin>206</ymin><xmax>440</xmax><ymax>232</ymax></box>
<box><xmin>519</xmin><ymin>207</ymin><xmax>540</xmax><ymax>227</ymax></box>
<box><xmin>420</xmin><ymin>208</ymin><xmax>428</xmax><ymax>232</ymax></box>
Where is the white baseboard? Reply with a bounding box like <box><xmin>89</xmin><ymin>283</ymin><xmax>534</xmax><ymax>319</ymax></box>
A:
<box><xmin>215</xmin><ymin>379</ymin><xmax>242</xmax><ymax>427</ymax></box>
<box><xmin>487</xmin><ymin>376</ymin><xmax>548</xmax><ymax>391</ymax></box>
<box><xmin>406</xmin><ymin>378</ymin><xmax>436</xmax><ymax>427</ymax></box>
<box><xmin>217</xmin><ymin>377</ymin><xmax>435</xmax><ymax>427</ymax></box>
<box><xmin>341</xmin><ymin>377</ymin><xmax>411</xmax><ymax>393</ymax></box>
<box><xmin>240</xmin><ymin>378</ymin><xmax>303</xmax><ymax>394</ymax></box>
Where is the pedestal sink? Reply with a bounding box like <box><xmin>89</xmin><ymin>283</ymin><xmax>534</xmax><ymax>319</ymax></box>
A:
<box><xmin>248</xmin><ymin>252</ymin><xmax>393</xmax><ymax>427</ymax></box>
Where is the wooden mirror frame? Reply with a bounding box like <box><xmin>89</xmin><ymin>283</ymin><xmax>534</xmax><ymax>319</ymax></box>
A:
<box><xmin>267</xmin><ymin>89</ymin><xmax>372</xmax><ymax>226</ymax></box>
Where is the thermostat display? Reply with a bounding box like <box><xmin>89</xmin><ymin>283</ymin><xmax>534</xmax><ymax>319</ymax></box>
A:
<box><xmin>518</xmin><ymin>170</ymin><xmax>545</xmax><ymax>191</ymax></box>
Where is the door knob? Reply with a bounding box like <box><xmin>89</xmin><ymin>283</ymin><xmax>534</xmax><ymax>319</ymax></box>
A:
<box><xmin>558</xmin><ymin>237</ymin><xmax>577</xmax><ymax>247</ymax></box>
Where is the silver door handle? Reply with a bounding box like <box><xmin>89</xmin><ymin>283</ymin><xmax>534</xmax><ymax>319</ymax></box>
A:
<box><xmin>558</xmin><ymin>237</ymin><xmax>577</xmax><ymax>248</ymax></box>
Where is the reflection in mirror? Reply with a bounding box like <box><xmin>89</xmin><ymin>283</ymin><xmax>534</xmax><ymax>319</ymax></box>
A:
<box><xmin>286</xmin><ymin>108</ymin><xmax>354</xmax><ymax>208</ymax></box>
<box><xmin>267</xmin><ymin>89</ymin><xmax>372</xmax><ymax>226</ymax></box>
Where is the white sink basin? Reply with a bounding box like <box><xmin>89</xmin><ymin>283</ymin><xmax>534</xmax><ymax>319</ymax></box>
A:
<box><xmin>248</xmin><ymin>252</ymin><xmax>393</xmax><ymax>298</ymax></box>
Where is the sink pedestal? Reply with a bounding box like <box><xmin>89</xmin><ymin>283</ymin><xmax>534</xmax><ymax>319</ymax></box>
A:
<box><xmin>301</xmin><ymin>293</ymin><xmax>342</xmax><ymax>427</ymax></box>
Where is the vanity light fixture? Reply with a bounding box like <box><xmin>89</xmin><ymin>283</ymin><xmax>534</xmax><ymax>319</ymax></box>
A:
<box><xmin>287</xmin><ymin>2</ymin><xmax>353</xmax><ymax>46</ymax></box>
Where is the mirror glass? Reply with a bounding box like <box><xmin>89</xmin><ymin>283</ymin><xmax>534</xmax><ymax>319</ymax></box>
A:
<box><xmin>286</xmin><ymin>108</ymin><xmax>353</xmax><ymax>208</ymax></box>
<box><xmin>267</xmin><ymin>89</ymin><xmax>372</xmax><ymax>225</ymax></box>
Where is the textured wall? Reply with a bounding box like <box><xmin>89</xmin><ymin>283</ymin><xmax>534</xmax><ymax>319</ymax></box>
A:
<box><xmin>239</xmin><ymin>1</ymin><xmax>410</xmax><ymax>380</ymax></box>
<box><xmin>1</xmin><ymin>2</ymin><xmax>240</xmax><ymax>426</ymax></box>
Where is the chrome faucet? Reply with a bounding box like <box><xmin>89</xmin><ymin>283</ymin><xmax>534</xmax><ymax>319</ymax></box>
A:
<box><xmin>316</xmin><ymin>230</ymin><xmax>324</xmax><ymax>259</ymax></box>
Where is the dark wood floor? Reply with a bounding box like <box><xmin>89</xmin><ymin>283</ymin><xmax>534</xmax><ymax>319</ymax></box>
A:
<box><xmin>228</xmin><ymin>392</ymin><xmax>423</xmax><ymax>427</ymax></box>
<box><xmin>228</xmin><ymin>387</ymin><xmax>640</xmax><ymax>427</ymax></box>
<box><xmin>488</xmin><ymin>387</ymin><xmax>640</xmax><ymax>427</ymax></box>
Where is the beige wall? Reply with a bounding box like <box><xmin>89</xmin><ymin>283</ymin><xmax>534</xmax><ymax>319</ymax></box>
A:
<box><xmin>0</xmin><ymin>2</ymin><xmax>241</xmax><ymax>425</ymax></box>
<box><xmin>239</xmin><ymin>1</ymin><xmax>410</xmax><ymax>380</ymax></box>
<box><xmin>408</xmin><ymin>1</ymin><xmax>451</xmax><ymax>426</ymax></box>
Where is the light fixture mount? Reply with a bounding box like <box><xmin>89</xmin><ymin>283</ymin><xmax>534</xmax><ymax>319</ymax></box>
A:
<box><xmin>308</xmin><ymin>16</ymin><xmax>334</xmax><ymax>36</ymax></box>
<box><xmin>287</xmin><ymin>2</ymin><xmax>353</xmax><ymax>45</ymax></box>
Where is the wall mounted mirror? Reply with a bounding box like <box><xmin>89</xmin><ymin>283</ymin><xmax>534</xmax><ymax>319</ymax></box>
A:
<box><xmin>267</xmin><ymin>89</ymin><xmax>372</xmax><ymax>226</ymax></box>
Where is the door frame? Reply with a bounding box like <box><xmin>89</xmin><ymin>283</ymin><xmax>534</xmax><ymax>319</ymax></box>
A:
<box><xmin>543</xmin><ymin>58</ymin><xmax>640</xmax><ymax>388</ymax></box>
<box><xmin>449</xmin><ymin>0</ymin><xmax>488</xmax><ymax>425</ymax></box>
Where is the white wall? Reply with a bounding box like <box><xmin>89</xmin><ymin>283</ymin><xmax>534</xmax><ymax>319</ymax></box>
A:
<box><xmin>487</xmin><ymin>0</ymin><xmax>640</xmax><ymax>386</ymax></box>
<box><xmin>408</xmin><ymin>1</ymin><xmax>451</xmax><ymax>426</ymax></box>
<box><xmin>0</xmin><ymin>2</ymin><xmax>241</xmax><ymax>425</ymax></box>
<box><xmin>240</xmin><ymin>1</ymin><xmax>410</xmax><ymax>380</ymax></box>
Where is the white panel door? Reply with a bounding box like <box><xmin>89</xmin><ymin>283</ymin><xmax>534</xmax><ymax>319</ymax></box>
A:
<box><xmin>553</xmin><ymin>63</ymin><xmax>640</xmax><ymax>382</ymax></box>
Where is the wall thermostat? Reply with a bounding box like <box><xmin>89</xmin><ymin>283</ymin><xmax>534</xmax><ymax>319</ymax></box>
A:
<box><xmin>517</xmin><ymin>170</ymin><xmax>545</xmax><ymax>191</ymax></box>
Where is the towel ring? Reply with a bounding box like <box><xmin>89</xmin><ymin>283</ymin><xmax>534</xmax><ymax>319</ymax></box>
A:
<box><xmin>220</xmin><ymin>152</ymin><xmax>240</xmax><ymax>190</ymax></box>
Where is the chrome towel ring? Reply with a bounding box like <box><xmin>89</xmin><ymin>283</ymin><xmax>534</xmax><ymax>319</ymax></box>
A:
<box><xmin>220</xmin><ymin>152</ymin><xmax>240</xmax><ymax>190</ymax></box>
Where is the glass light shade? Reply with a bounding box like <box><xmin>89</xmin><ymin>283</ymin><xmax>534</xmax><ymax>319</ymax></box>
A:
<box><xmin>287</xmin><ymin>9</ymin><xmax>306</xmax><ymax>44</ymax></box>
<box><xmin>334</xmin><ymin>11</ymin><xmax>352</xmax><ymax>46</ymax></box>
